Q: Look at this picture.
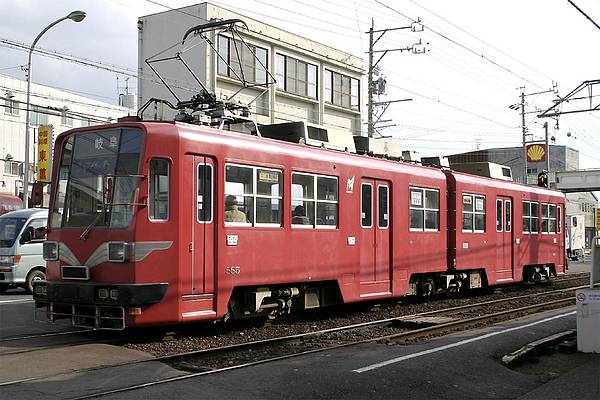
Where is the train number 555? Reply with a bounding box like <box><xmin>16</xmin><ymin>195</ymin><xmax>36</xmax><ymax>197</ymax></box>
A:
<box><xmin>225</xmin><ymin>266</ymin><xmax>241</xmax><ymax>275</ymax></box>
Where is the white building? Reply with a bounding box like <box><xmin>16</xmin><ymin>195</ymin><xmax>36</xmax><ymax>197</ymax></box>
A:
<box><xmin>138</xmin><ymin>2</ymin><xmax>363</xmax><ymax>135</ymax></box>
<box><xmin>0</xmin><ymin>73</ymin><xmax>132</xmax><ymax>197</ymax></box>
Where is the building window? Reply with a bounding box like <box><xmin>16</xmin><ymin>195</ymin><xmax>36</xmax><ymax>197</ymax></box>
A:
<box><xmin>463</xmin><ymin>194</ymin><xmax>485</xmax><ymax>232</ymax></box>
<box><xmin>61</xmin><ymin>108</ymin><xmax>73</xmax><ymax>127</ymax></box>
<box><xmin>4</xmin><ymin>97</ymin><xmax>19</xmax><ymax>116</ymax></box>
<box><xmin>4</xmin><ymin>160</ymin><xmax>21</xmax><ymax>176</ymax></box>
<box><xmin>410</xmin><ymin>187</ymin><xmax>440</xmax><ymax>231</ymax></box>
<box><xmin>29</xmin><ymin>106</ymin><xmax>48</xmax><ymax>126</ymax></box>
<box><xmin>292</xmin><ymin>172</ymin><xmax>338</xmax><ymax>228</ymax></box>
<box><xmin>542</xmin><ymin>203</ymin><xmax>557</xmax><ymax>234</ymax></box>
<box><xmin>149</xmin><ymin>159</ymin><xmax>169</xmax><ymax>221</ymax></box>
<box><xmin>275</xmin><ymin>54</ymin><xmax>318</xmax><ymax>99</ymax></box>
<box><xmin>523</xmin><ymin>201</ymin><xmax>539</xmax><ymax>234</ymax></box>
<box><xmin>225</xmin><ymin>164</ymin><xmax>282</xmax><ymax>227</ymax></box>
<box><xmin>217</xmin><ymin>35</ymin><xmax>268</xmax><ymax>85</ymax></box>
<box><xmin>324</xmin><ymin>69</ymin><xmax>360</xmax><ymax>111</ymax></box>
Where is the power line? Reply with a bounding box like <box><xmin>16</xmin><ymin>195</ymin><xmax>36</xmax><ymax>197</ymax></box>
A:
<box><xmin>405</xmin><ymin>0</ymin><xmax>556</xmax><ymax>84</ymax></box>
<box><xmin>371</xmin><ymin>0</ymin><xmax>547</xmax><ymax>90</ymax></box>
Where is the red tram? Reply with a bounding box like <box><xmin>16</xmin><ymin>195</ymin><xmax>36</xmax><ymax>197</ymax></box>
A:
<box><xmin>32</xmin><ymin>120</ymin><xmax>565</xmax><ymax>330</ymax></box>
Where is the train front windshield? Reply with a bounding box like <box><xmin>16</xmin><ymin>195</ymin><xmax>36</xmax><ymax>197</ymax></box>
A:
<box><xmin>51</xmin><ymin>128</ymin><xmax>143</xmax><ymax>229</ymax></box>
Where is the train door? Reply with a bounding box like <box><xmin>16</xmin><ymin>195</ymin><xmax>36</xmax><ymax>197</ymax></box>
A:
<box><xmin>188</xmin><ymin>155</ymin><xmax>215</xmax><ymax>295</ymax></box>
<box><xmin>495</xmin><ymin>197</ymin><xmax>513</xmax><ymax>281</ymax></box>
<box><xmin>359</xmin><ymin>179</ymin><xmax>391</xmax><ymax>295</ymax></box>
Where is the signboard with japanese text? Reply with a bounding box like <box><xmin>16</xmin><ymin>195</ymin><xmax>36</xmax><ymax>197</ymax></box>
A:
<box><xmin>37</xmin><ymin>126</ymin><xmax>52</xmax><ymax>183</ymax></box>
<box><xmin>595</xmin><ymin>208</ymin><xmax>600</xmax><ymax>233</ymax></box>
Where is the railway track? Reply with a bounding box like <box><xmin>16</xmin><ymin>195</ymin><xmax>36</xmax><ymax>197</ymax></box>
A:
<box><xmin>0</xmin><ymin>274</ymin><xmax>588</xmax><ymax>358</ymax></box>
<box><xmin>2</xmin><ymin>282</ymin><xmax>584</xmax><ymax>398</ymax></box>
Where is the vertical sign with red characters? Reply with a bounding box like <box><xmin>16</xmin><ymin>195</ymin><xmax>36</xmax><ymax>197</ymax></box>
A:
<box><xmin>37</xmin><ymin>126</ymin><xmax>53</xmax><ymax>183</ymax></box>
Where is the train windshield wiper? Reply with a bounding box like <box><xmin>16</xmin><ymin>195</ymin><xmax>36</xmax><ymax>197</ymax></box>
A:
<box><xmin>79</xmin><ymin>211</ymin><xmax>105</xmax><ymax>241</ymax></box>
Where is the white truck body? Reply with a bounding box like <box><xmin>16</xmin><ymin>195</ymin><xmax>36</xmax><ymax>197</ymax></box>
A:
<box><xmin>566</xmin><ymin>214</ymin><xmax>585</xmax><ymax>260</ymax></box>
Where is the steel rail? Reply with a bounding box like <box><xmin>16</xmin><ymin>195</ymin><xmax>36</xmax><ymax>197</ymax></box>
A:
<box><xmin>69</xmin><ymin>296</ymin><xmax>576</xmax><ymax>400</ymax></box>
<box><xmin>1</xmin><ymin>283</ymin><xmax>584</xmax><ymax>389</ymax></box>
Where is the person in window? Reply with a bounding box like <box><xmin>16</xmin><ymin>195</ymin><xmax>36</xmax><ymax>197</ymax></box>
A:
<box><xmin>225</xmin><ymin>195</ymin><xmax>247</xmax><ymax>223</ymax></box>
<box><xmin>292</xmin><ymin>205</ymin><xmax>310</xmax><ymax>225</ymax></box>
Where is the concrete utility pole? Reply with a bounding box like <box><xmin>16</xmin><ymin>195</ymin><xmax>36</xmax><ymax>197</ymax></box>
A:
<box><xmin>367</xmin><ymin>19</ymin><xmax>375</xmax><ymax>139</ymax></box>
<box><xmin>366</xmin><ymin>18</ymin><xmax>425</xmax><ymax>138</ymax></box>
<box><xmin>521</xmin><ymin>90</ymin><xmax>527</xmax><ymax>183</ymax></box>
<box><xmin>514</xmin><ymin>84</ymin><xmax>557</xmax><ymax>184</ymax></box>
<box><xmin>544</xmin><ymin>121</ymin><xmax>550</xmax><ymax>173</ymax></box>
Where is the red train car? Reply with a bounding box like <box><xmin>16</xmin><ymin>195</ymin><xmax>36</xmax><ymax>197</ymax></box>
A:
<box><xmin>33</xmin><ymin>121</ymin><xmax>565</xmax><ymax>329</ymax></box>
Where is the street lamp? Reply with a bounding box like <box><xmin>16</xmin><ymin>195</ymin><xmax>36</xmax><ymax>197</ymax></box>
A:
<box><xmin>23</xmin><ymin>10</ymin><xmax>86</xmax><ymax>208</ymax></box>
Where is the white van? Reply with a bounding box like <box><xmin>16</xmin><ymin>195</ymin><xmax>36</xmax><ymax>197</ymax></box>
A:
<box><xmin>0</xmin><ymin>208</ymin><xmax>48</xmax><ymax>294</ymax></box>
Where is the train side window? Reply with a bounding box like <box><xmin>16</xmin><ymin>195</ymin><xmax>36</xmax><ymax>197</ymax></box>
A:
<box><xmin>410</xmin><ymin>187</ymin><xmax>439</xmax><ymax>231</ymax></box>
<box><xmin>225</xmin><ymin>164</ymin><xmax>253</xmax><ymax>226</ymax></box>
<box><xmin>378</xmin><ymin>185</ymin><xmax>389</xmax><ymax>228</ymax></box>
<box><xmin>462</xmin><ymin>194</ymin><xmax>485</xmax><ymax>233</ymax></box>
<box><xmin>548</xmin><ymin>204</ymin><xmax>557</xmax><ymax>233</ymax></box>
<box><xmin>496</xmin><ymin>199</ymin><xmax>503</xmax><ymax>232</ymax></box>
<box><xmin>149</xmin><ymin>158</ymin><xmax>169</xmax><ymax>221</ymax></box>
<box><xmin>292</xmin><ymin>172</ymin><xmax>338</xmax><ymax>228</ymax></box>
<box><xmin>505</xmin><ymin>200</ymin><xmax>512</xmax><ymax>232</ymax></box>
<box><xmin>316</xmin><ymin>176</ymin><xmax>338</xmax><ymax>228</ymax></box>
<box><xmin>197</xmin><ymin>164</ymin><xmax>213</xmax><ymax>223</ymax></box>
<box><xmin>292</xmin><ymin>173</ymin><xmax>315</xmax><ymax>227</ymax></box>
<box><xmin>541</xmin><ymin>204</ymin><xmax>549</xmax><ymax>233</ymax></box>
<box><xmin>256</xmin><ymin>168</ymin><xmax>282</xmax><ymax>226</ymax></box>
<box><xmin>522</xmin><ymin>201</ymin><xmax>539</xmax><ymax>234</ymax></box>
<box><xmin>361</xmin><ymin>183</ymin><xmax>372</xmax><ymax>228</ymax></box>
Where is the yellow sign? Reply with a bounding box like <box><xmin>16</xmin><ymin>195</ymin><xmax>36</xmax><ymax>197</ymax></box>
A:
<box><xmin>37</xmin><ymin>126</ymin><xmax>52</xmax><ymax>183</ymax></box>
<box><xmin>527</xmin><ymin>144</ymin><xmax>546</xmax><ymax>162</ymax></box>
<box><xmin>596</xmin><ymin>208</ymin><xmax>600</xmax><ymax>231</ymax></box>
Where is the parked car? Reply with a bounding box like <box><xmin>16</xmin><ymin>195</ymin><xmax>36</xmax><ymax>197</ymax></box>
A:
<box><xmin>0</xmin><ymin>208</ymin><xmax>48</xmax><ymax>294</ymax></box>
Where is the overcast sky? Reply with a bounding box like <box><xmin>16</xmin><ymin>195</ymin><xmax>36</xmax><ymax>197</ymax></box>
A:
<box><xmin>1</xmin><ymin>0</ymin><xmax>599</xmax><ymax>168</ymax></box>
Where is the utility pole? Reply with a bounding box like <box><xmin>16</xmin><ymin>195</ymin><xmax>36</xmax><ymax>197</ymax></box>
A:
<box><xmin>521</xmin><ymin>90</ymin><xmax>527</xmax><ymax>183</ymax></box>
<box><xmin>544</xmin><ymin>121</ymin><xmax>550</xmax><ymax>173</ymax></box>
<box><xmin>513</xmin><ymin>84</ymin><xmax>557</xmax><ymax>184</ymax></box>
<box><xmin>367</xmin><ymin>19</ymin><xmax>375</xmax><ymax>139</ymax></box>
<box><xmin>366</xmin><ymin>18</ymin><xmax>426</xmax><ymax>138</ymax></box>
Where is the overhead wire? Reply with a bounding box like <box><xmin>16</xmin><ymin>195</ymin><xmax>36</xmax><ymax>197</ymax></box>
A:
<box><xmin>370</xmin><ymin>0</ymin><xmax>549</xmax><ymax>90</ymax></box>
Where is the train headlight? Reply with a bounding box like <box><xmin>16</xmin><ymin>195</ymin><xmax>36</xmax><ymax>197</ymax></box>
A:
<box><xmin>108</xmin><ymin>242</ymin><xmax>132</xmax><ymax>263</ymax></box>
<box><xmin>43</xmin><ymin>241</ymin><xmax>59</xmax><ymax>261</ymax></box>
<box><xmin>98</xmin><ymin>288</ymin><xmax>109</xmax><ymax>300</ymax></box>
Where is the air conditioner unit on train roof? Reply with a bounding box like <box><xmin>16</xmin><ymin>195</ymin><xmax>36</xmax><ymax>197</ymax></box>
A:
<box><xmin>258</xmin><ymin>121</ymin><xmax>356</xmax><ymax>153</ymax></box>
<box><xmin>353</xmin><ymin>136</ymin><xmax>403</xmax><ymax>160</ymax></box>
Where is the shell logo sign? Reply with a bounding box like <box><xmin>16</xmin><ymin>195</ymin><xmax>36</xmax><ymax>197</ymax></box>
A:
<box><xmin>527</xmin><ymin>144</ymin><xmax>546</xmax><ymax>162</ymax></box>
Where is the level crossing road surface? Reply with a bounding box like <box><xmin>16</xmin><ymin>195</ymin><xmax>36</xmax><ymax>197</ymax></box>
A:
<box><xmin>90</xmin><ymin>308</ymin><xmax>596</xmax><ymax>400</ymax></box>
<box><xmin>1</xmin><ymin>307</ymin><xmax>597</xmax><ymax>400</ymax></box>
<box><xmin>0</xmin><ymin>289</ymin><xmax>50</xmax><ymax>339</ymax></box>
<box><xmin>0</xmin><ymin>262</ymin><xmax>595</xmax><ymax>400</ymax></box>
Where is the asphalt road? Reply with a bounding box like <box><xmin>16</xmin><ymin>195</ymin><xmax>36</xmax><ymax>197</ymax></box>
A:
<box><xmin>92</xmin><ymin>308</ymin><xmax>595</xmax><ymax>400</ymax></box>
